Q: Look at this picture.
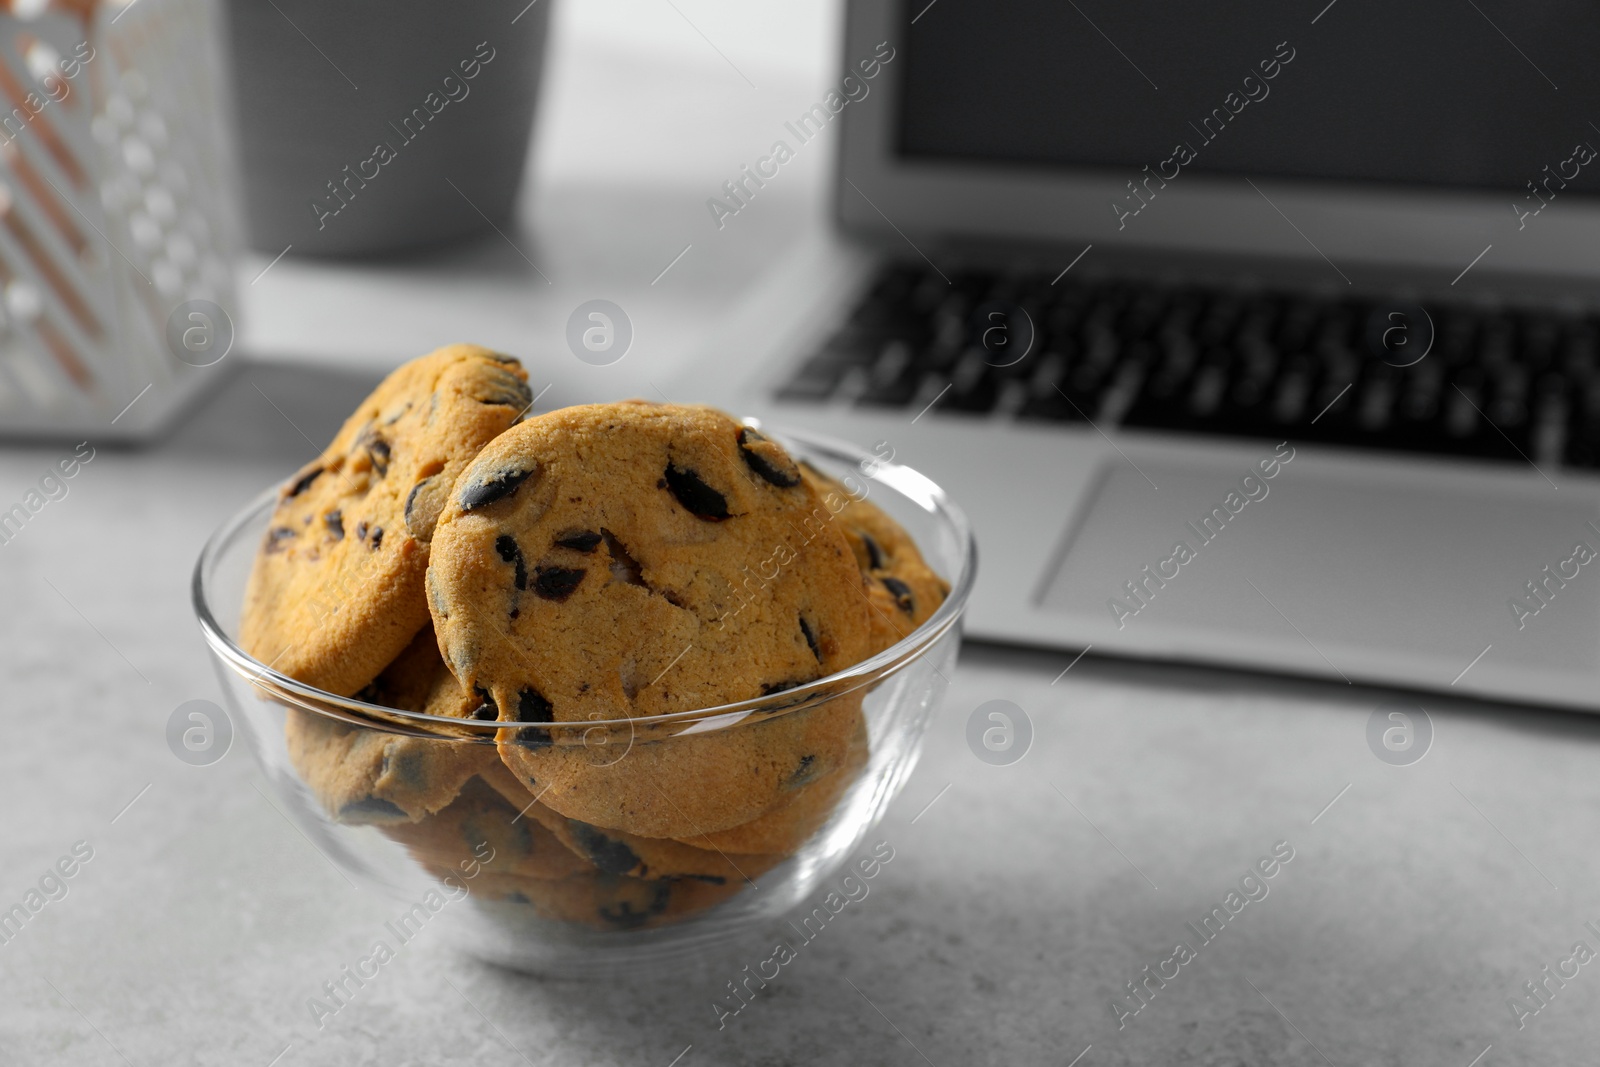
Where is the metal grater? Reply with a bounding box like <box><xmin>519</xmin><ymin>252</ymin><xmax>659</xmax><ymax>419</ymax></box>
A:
<box><xmin>0</xmin><ymin>0</ymin><xmax>239</xmax><ymax>441</ymax></box>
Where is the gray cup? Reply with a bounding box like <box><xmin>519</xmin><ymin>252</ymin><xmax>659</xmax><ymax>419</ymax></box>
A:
<box><xmin>223</xmin><ymin>0</ymin><xmax>550</xmax><ymax>258</ymax></box>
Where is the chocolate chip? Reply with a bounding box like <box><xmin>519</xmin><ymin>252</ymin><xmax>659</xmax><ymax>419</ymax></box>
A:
<box><xmin>365</xmin><ymin>437</ymin><xmax>391</xmax><ymax>477</ymax></box>
<box><xmin>338</xmin><ymin>798</ymin><xmax>407</xmax><ymax>824</ymax></box>
<box><xmin>518</xmin><ymin>688</ymin><xmax>553</xmax><ymax>721</ymax></box>
<box><xmin>664</xmin><ymin>463</ymin><xmax>730</xmax><ymax>520</ymax></box>
<box><xmin>857</xmin><ymin>530</ymin><xmax>886</xmax><ymax>570</ymax></box>
<box><xmin>799</xmin><ymin>615</ymin><xmax>821</xmax><ymax>660</ymax></box>
<box><xmin>516</xmin><ymin>687</ymin><xmax>554</xmax><ymax>747</ymax></box>
<box><xmin>324</xmin><ymin>509</ymin><xmax>344</xmax><ymax>540</ymax></box>
<box><xmin>514</xmin><ymin>726</ymin><xmax>551</xmax><ymax>751</ymax></box>
<box><xmin>264</xmin><ymin>527</ymin><xmax>296</xmax><ymax>553</ymax></box>
<box><xmin>459</xmin><ymin>467</ymin><xmax>534</xmax><ymax>510</ymax></box>
<box><xmin>478</xmin><ymin>368</ymin><xmax>533</xmax><ymax>409</ymax></box>
<box><xmin>881</xmin><ymin>576</ymin><xmax>915</xmax><ymax>614</ymax></box>
<box><xmin>534</xmin><ymin>566</ymin><xmax>585</xmax><ymax>601</ymax></box>
<box><xmin>387</xmin><ymin>750</ymin><xmax>428</xmax><ymax>789</ymax></box>
<box><xmin>495</xmin><ymin>534</ymin><xmax>528</xmax><ymax>591</ymax></box>
<box><xmin>481</xmin><ymin>390</ymin><xmax>532</xmax><ymax>408</ymax></box>
<box><xmin>285</xmin><ymin>467</ymin><xmax>322</xmax><ymax>498</ymax></box>
<box><xmin>599</xmin><ymin>881</ymin><xmax>673</xmax><ymax>929</ymax></box>
<box><xmin>429</xmin><ymin>577</ymin><xmax>451</xmax><ymax>622</ymax></box>
<box><xmin>369</xmin><ymin>526</ymin><xmax>383</xmax><ymax>550</ymax></box>
<box><xmin>555</xmin><ymin>530</ymin><xmax>602</xmax><ymax>553</ymax></box>
<box><xmin>473</xmin><ymin>686</ymin><xmax>498</xmax><ymax>720</ymax></box>
<box><xmin>569</xmin><ymin>821</ymin><xmax>640</xmax><ymax>875</ymax></box>
<box><xmin>737</xmin><ymin>427</ymin><xmax>801</xmax><ymax>488</ymax></box>
<box><xmin>404</xmin><ymin>475</ymin><xmax>445</xmax><ymax>540</ymax></box>
<box><xmin>789</xmin><ymin>753</ymin><xmax>819</xmax><ymax>786</ymax></box>
<box><xmin>355</xmin><ymin>520</ymin><xmax>368</xmax><ymax>542</ymax></box>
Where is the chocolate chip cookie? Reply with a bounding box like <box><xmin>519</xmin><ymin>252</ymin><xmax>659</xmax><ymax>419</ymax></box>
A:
<box><xmin>468</xmin><ymin>870</ymin><xmax>746</xmax><ymax>931</ymax></box>
<box><xmin>382</xmin><ymin>777</ymin><xmax>593</xmax><ymax>882</ymax></box>
<box><xmin>673</xmin><ymin>711</ymin><xmax>868</xmax><ymax>855</ymax></box>
<box><xmin>426</xmin><ymin>402</ymin><xmax>871</xmax><ymax>836</ymax></box>
<box><xmin>478</xmin><ymin>761</ymin><xmax>779</xmax><ymax>885</ymax></box>
<box><xmin>800</xmin><ymin>462</ymin><xmax>951</xmax><ymax>654</ymax></box>
<box><xmin>283</xmin><ymin>626</ymin><xmax>496</xmax><ymax>824</ymax></box>
<box><xmin>241</xmin><ymin>344</ymin><xmax>531</xmax><ymax>696</ymax></box>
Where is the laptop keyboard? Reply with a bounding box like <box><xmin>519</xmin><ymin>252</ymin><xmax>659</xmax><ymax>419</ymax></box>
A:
<box><xmin>778</xmin><ymin>261</ymin><xmax>1600</xmax><ymax>469</ymax></box>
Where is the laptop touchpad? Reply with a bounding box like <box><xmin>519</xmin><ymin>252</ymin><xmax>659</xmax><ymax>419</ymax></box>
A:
<box><xmin>1038</xmin><ymin>459</ymin><xmax>1600</xmax><ymax>674</ymax></box>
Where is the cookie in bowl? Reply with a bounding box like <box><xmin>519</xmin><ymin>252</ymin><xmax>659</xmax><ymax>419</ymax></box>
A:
<box><xmin>798</xmin><ymin>460</ymin><xmax>951</xmax><ymax>653</ymax></box>
<box><xmin>478</xmin><ymin>761</ymin><xmax>781</xmax><ymax>886</ymax></box>
<box><xmin>468</xmin><ymin>869</ymin><xmax>747</xmax><ymax>932</ymax></box>
<box><xmin>200</xmin><ymin>351</ymin><xmax>971</xmax><ymax>967</ymax></box>
<box><xmin>283</xmin><ymin>627</ymin><xmax>496</xmax><ymax>825</ymax></box>
<box><xmin>425</xmin><ymin>402</ymin><xmax>870</xmax><ymax>837</ymax></box>
<box><xmin>671</xmin><ymin>711</ymin><xmax>868</xmax><ymax>856</ymax></box>
<box><xmin>381</xmin><ymin>776</ymin><xmax>593</xmax><ymax>882</ymax></box>
<box><xmin>240</xmin><ymin>344</ymin><xmax>530</xmax><ymax>696</ymax></box>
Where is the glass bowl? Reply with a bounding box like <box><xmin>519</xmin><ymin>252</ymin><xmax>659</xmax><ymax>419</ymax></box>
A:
<box><xmin>192</xmin><ymin>427</ymin><xmax>975</xmax><ymax>976</ymax></box>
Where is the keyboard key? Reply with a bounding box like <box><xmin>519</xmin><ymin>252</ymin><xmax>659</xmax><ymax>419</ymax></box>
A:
<box><xmin>944</xmin><ymin>350</ymin><xmax>1000</xmax><ymax>414</ymax></box>
<box><xmin>854</xmin><ymin>340</ymin><xmax>921</xmax><ymax>407</ymax></box>
<box><xmin>775</xmin><ymin>259</ymin><xmax>1600</xmax><ymax>468</ymax></box>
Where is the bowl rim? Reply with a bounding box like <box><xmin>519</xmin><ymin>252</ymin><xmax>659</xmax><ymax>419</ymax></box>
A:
<box><xmin>192</xmin><ymin>424</ymin><xmax>977</xmax><ymax>736</ymax></box>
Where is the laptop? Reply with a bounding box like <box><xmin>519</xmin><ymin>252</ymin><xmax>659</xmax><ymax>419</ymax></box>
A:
<box><xmin>678</xmin><ymin>0</ymin><xmax>1600</xmax><ymax>711</ymax></box>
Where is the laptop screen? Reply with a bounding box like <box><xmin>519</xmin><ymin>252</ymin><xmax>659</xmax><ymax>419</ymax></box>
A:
<box><xmin>897</xmin><ymin>1</ymin><xmax>1600</xmax><ymax>196</ymax></box>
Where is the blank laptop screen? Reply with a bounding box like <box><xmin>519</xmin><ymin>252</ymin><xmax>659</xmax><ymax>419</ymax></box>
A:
<box><xmin>897</xmin><ymin>1</ymin><xmax>1600</xmax><ymax>195</ymax></box>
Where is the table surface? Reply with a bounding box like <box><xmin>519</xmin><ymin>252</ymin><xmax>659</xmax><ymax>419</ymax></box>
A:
<box><xmin>4</xmin><ymin>3</ymin><xmax>1600</xmax><ymax>1064</ymax></box>
<box><xmin>6</xmin><ymin>366</ymin><xmax>1600</xmax><ymax>1067</ymax></box>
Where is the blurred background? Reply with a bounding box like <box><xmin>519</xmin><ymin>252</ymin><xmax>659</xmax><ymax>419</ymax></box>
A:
<box><xmin>240</xmin><ymin>0</ymin><xmax>840</xmax><ymax>395</ymax></box>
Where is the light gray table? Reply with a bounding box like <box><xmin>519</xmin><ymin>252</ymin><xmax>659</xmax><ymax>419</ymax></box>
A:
<box><xmin>2</xmin><ymin>361</ymin><xmax>1597</xmax><ymax>1066</ymax></box>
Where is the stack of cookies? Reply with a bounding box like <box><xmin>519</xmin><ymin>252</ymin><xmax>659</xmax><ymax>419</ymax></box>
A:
<box><xmin>241</xmin><ymin>345</ymin><xmax>948</xmax><ymax>931</ymax></box>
